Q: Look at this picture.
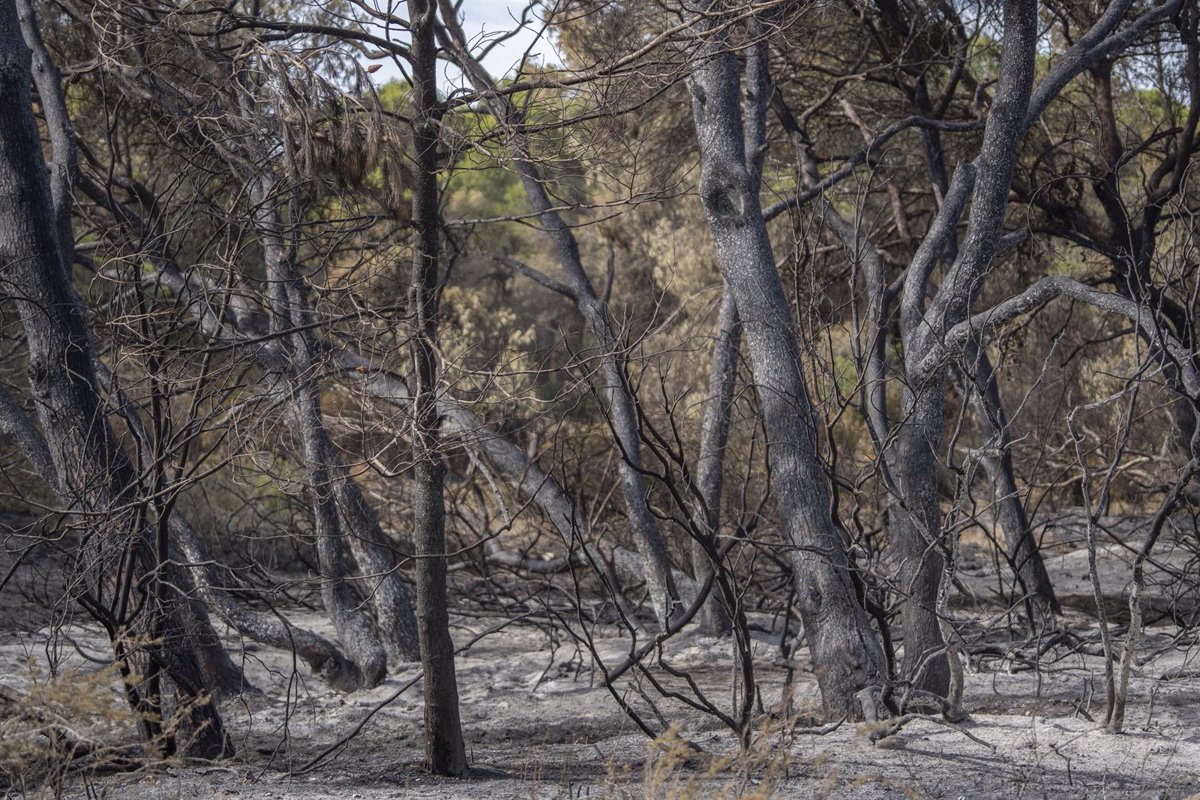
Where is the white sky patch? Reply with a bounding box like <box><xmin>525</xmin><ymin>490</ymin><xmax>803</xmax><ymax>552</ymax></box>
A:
<box><xmin>360</xmin><ymin>1</ymin><xmax>562</xmax><ymax>92</ymax></box>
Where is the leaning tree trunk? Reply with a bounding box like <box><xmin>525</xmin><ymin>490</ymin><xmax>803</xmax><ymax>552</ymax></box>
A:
<box><xmin>329</xmin><ymin>462</ymin><xmax>422</xmax><ymax>667</ymax></box>
<box><xmin>249</xmin><ymin>175</ymin><xmax>387</xmax><ymax>689</ymax></box>
<box><xmin>170</xmin><ymin>515</ymin><xmax>363</xmax><ymax>690</ymax></box>
<box><xmin>87</xmin><ymin>145</ymin><xmax>421</xmax><ymax>672</ymax></box>
<box><xmin>435</xmin><ymin>3</ymin><xmax>680</xmax><ymax>628</ymax></box>
<box><xmin>911</xmin><ymin>68</ymin><xmax>1059</xmax><ymax>621</ymax></box>
<box><xmin>689</xmin><ymin>286</ymin><xmax>740</xmax><ymax>636</ymax></box>
<box><xmin>0</xmin><ymin>2</ymin><xmax>228</xmax><ymax>756</ymax></box>
<box><xmin>683</xmin><ymin>32</ymin><xmax>769</xmax><ymax>638</ymax></box>
<box><xmin>896</xmin><ymin>0</ymin><xmax>1039</xmax><ymax>698</ymax></box>
<box><xmin>248</xmin><ymin>176</ymin><xmax>419</xmax><ymax>670</ymax></box>
<box><xmin>407</xmin><ymin>0</ymin><xmax>467</xmax><ymax>776</ymax></box>
<box><xmin>954</xmin><ymin>343</ymin><xmax>1060</xmax><ymax>620</ymax></box>
<box><xmin>687</xmin><ymin>3</ymin><xmax>887</xmax><ymax>717</ymax></box>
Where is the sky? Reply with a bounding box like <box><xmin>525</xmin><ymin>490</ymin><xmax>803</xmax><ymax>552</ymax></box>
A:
<box><xmin>363</xmin><ymin>1</ymin><xmax>561</xmax><ymax>90</ymax></box>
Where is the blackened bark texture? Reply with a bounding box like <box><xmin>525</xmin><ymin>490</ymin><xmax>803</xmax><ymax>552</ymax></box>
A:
<box><xmin>248</xmin><ymin>174</ymin><xmax>419</xmax><ymax>669</ymax></box>
<box><xmin>15</xmin><ymin>0</ymin><xmax>74</xmax><ymax>256</ymax></box>
<box><xmin>2</xmin><ymin>250</ymin><xmax>247</xmax><ymax>700</ymax></box>
<box><xmin>0</xmin><ymin>0</ymin><xmax>228</xmax><ymax>757</ymax></box>
<box><xmin>888</xmin><ymin>22</ymin><xmax>1059</xmax><ymax>620</ymax></box>
<box><xmin>14</xmin><ymin>0</ymin><xmax>253</xmax><ymax>697</ymax></box>
<box><xmin>435</xmin><ymin>2</ymin><xmax>680</xmax><ymax>628</ymax></box>
<box><xmin>408</xmin><ymin>0</ymin><xmax>467</xmax><ymax>776</ymax></box>
<box><xmin>0</xmin><ymin>382</ymin><xmax>57</xmax><ymax>485</ymax></box>
<box><xmin>891</xmin><ymin>32</ymin><xmax>1058</xmax><ymax>617</ymax></box>
<box><xmin>954</xmin><ymin>344</ymin><xmax>1060</xmax><ymax>620</ymax></box>
<box><xmin>888</xmin><ymin>393</ymin><xmax>951</xmax><ymax>696</ymax></box>
<box><xmin>689</xmin><ymin>286</ymin><xmax>740</xmax><ymax>635</ymax></box>
<box><xmin>250</xmin><ymin>176</ymin><xmax>387</xmax><ymax>689</ymax></box>
<box><xmin>329</xmin><ymin>462</ymin><xmax>422</xmax><ymax>667</ymax></box>
<box><xmin>687</xmin><ymin>4</ymin><xmax>887</xmax><ymax>717</ymax></box>
<box><xmin>88</xmin><ymin>367</ymin><xmax>252</xmax><ymax>698</ymax></box>
<box><xmin>91</xmin><ymin>354</ymin><xmax>261</xmax><ymax>702</ymax></box>
<box><xmin>683</xmin><ymin>32</ymin><xmax>769</xmax><ymax>637</ymax></box>
<box><xmin>252</xmin><ymin>179</ymin><xmax>419</xmax><ymax>672</ymax></box>
<box><xmin>897</xmin><ymin>0</ymin><xmax>1038</xmax><ymax>697</ymax></box>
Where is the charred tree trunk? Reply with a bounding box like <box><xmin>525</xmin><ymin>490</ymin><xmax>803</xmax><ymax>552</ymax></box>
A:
<box><xmin>4</xmin><ymin>349</ymin><xmax>255</xmax><ymax>701</ymax></box>
<box><xmin>167</xmin><ymin>562</ymin><xmax>249</xmax><ymax>698</ymax></box>
<box><xmin>909</xmin><ymin>66</ymin><xmax>1059</xmax><ymax>622</ymax></box>
<box><xmin>248</xmin><ymin>179</ymin><xmax>421</xmax><ymax>669</ymax></box>
<box><xmin>687</xmin><ymin>3</ymin><xmax>887</xmax><ymax>717</ymax></box>
<box><xmin>408</xmin><ymin>0</ymin><xmax>467</xmax><ymax>775</ymax></box>
<box><xmin>896</xmin><ymin>0</ymin><xmax>1038</xmax><ymax>698</ymax></box>
<box><xmin>12</xmin><ymin>0</ymin><xmax>254</xmax><ymax>700</ymax></box>
<box><xmin>890</xmin><ymin>392</ymin><xmax>951</xmax><ymax>697</ymax></box>
<box><xmin>689</xmin><ymin>286</ymin><xmax>740</xmax><ymax>636</ymax></box>
<box><xmin>330</xmin><ymin>463</ymin><xmax>422</xmax><ymax>667</ymax></box>
<box><xmin>250</xmin><ymin>176</ymin><xmax>387</xmax><ymax>689</ymax></box>
<box><xmin>435</xmin><ymin>4</ymin><xmax>680</xmax><ymax>628</ymax></box>
<box><xmin>69</xmin><ymin>175</ymin><xmax>411</xmax><ymax>686</ymax></box>
<box><xmin>170</xmin><ymin>515</ymin><xmax>363</xmax><ymax>690</ymax></box>
<box><xmin>954</xmin><ymin>344</ymin><xmax>1060</xmax><ymax>621</ymax></box>
<box><xmin>0</xmin><ymin>1</ymin><xmax>228</xmax><ymax>756</ymax></box>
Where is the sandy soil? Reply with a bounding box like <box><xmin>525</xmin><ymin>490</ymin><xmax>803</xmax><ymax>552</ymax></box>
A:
<box><xmin>2</xmin><ymin>514</ymin><xmax>1199</xmax><ymax>799</ymax></box>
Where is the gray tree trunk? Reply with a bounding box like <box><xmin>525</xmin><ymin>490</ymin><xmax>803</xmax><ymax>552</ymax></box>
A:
<box><xmin>896</xmin><ymin>0</ymin><xmax>1039</xmax><ymax>697</ymax></box>
<box><xmin>408</xmin><ymin>0</ymin><xmax>467</xmax><ymax>775</ymax></box>
<box><xmin>250</xmin><ymin>176</ymin><xmax>387</xmax><ymax>689</ymax></box>
<box><xmin>689</xmin><ymin>286</ymin><xmax>740</xmax><ymax>636</ymax></box>
<box><xmin>953</xmin><ymin>344</ymin><xmax>1060</xmax><ymax>620</ymax></box>
<box><xmin>170</xmin><ymin>514</ymin><xmax>363</xmax><ymax>690</ymax></box>
<box><xmin>0</xmin><ymin>1</ymin><xmax>228</xmax><ymax>756</ymax></box>
<box><xmin>435</xmin><ymin>3</ymin><xmax>679</xmax><ymax>627</ymax></box>
<box><xmin>687</xmin><ymin>3</ymin><xmax>887</xmax><ymax>717</ymax></box>
<box><xmin>248</xmin><ymin>172</ymin><xmax>420</xmax><ymax>669</ymax></box>
<box><xmin>84</xmin><ymin>155</ymin><xmax>420</xmax><ymax>672</ymax></box>
<box><xmin>9</xmin><ymin>0</ymin><xmax>361</xmax><ymax>692</ymax></box>
<box><xmin>904</xmin><ymin>56</ymin><xmax>1059</xmax><ymax>621</ymax></box>
<box><xmin>889</xmin><ymin>392</ymin><xmax>951</xmax><ymax>696</ymax></box>
<box><xmin>329</xmin><ymin>462</ymin><xmax>422</xmax><ymax>667</ymax></box>
<box><xmin>1</xmin><ymin>381</ymin><xmax>251</xmax><ymax>696</ymax></box>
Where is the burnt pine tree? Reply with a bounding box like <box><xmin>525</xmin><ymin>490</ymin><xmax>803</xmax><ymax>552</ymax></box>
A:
<box><xmin>687</xmin><ymin>1</ymin><xmax>889</xmax><ymax>718</ymax></box>
<box><xmin>408</xmin><ymin>0</ymin><xmax>467</xmax><ymax>777</ymax></box>
<box><xmin>0</xmin><ymin>0</ymin><xmax>229</xmax><ymax>758</ymax></box>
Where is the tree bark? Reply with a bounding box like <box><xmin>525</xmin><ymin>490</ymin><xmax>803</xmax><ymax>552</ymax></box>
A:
<box><xmin>408</xmin><ymin>0</ymin><xmax>467</xmax><ymax>775</ymax></box>
<box><xmin>903</xmin><ymin>48</ymin><xmax>1060</xmax><ymax>621</ymax></box>
<box><xmin>953</xmin><ymin>344</ymin><xmax>1060</xmax><ymax>620</ymax></box>
<box><xmin>330</xmin><ymin>462</ymin><xmax>422</xmax><ymax>667</ymax></box>
<box><xmin>0</xmin><ymin>0</ymin><xmax>229</xmax><ymax>756</ymax></box>
<box><xmin>897</xmin><ymin>0</ymin><xmax>1039</xmax><ymax>697</ymax></box>
<box><xmin>249</xmin><ymin>170</ymin><xmax>420</xmax><ymax>670</ymax></box>
<box><xmin>170</xmin><ymin>515</ymin><xmax>363</xmax><ymax>690</ymax></box>
<box><xmin>435</xmin><ymin>4</ymin><xmax>680</xmax><ymax>627</ymax></box>
<box><xmin>687</xmin><ymin>3</ymin><xmax>887</xmax><ymax>717</ymax></box>
<box><xmin>250</xmin><ymin>175</ymin><xmax>387</xmax><ymax>689</ymax></box>
<box><xmin>689</xmin><ymin>286</ymin><xmax>740</xmax><ymax>636</ymax></box>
